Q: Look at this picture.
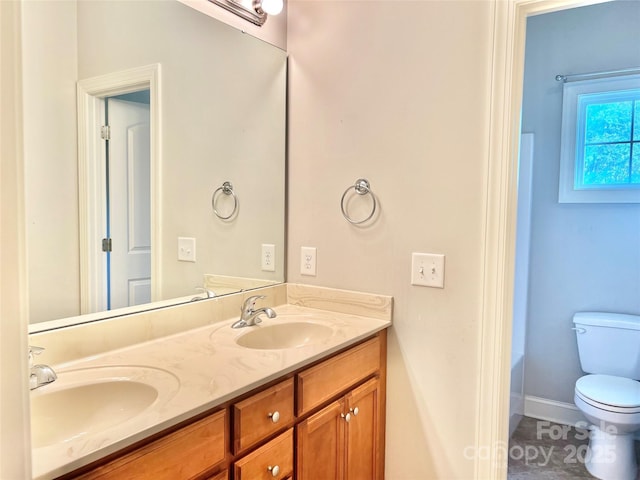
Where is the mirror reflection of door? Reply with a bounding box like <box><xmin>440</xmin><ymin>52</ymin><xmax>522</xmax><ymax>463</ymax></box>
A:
<box><xmin>103</xmin><ymin>91</ymin><xmax>151</xmax><ymax>310</ymax></box>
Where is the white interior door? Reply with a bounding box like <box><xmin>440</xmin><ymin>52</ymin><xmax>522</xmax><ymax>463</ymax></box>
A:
<box><xmin>107</xmin><ymin>97</ymin><xmax>151</xmax><ymax>309</ymax></box>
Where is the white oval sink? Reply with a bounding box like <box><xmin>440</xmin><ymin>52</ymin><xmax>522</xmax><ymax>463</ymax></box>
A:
<box><xmin>235</xmin><ymin>322</ymin><xmax>333</xmax><ymax>349</ymax></box>
<box><xmin>30</xmin><ymin>366</ymin><xmax>179</xmax><ymax>449</ymax></box>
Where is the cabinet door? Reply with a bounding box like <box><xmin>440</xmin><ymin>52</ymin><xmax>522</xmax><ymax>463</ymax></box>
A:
<box><xmin>345</xmin><ymin>377</ymin><xmax>381</xmax><ymax>480</ymax></box>
<box><xmin>296</xmin><ymin>399</ymin><xmax>345</xmax><ymax>480</ymax></box>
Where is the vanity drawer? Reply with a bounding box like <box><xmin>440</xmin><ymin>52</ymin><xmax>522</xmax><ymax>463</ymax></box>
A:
<box><xmin>233</xmin><ymin>378</ymin><xmax>294</xmax><ymax>454</ymax></box>
<box><xmin>233</xmin><ymin>428</ymin><xmax>293</xmax><ymax>480</ymax></box>
<box><xmin>77</xmin><ymin>409</ymin><xmax>227</xmax><ymax>479</ymax></box>
<box><xmin>297</xmin><ymin>336</ymin><xmax>381</xmax><ymax>415</ymax></box>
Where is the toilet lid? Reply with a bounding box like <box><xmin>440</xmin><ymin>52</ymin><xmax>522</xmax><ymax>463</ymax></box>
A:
<box><xmin>575</xmin><ymin>374</ymin><xmax>640</xmax><ymax>409</ymax></box>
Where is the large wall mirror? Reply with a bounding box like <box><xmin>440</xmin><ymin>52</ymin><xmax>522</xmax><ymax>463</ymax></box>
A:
<box><xmin>23</xmin><ymin>0</ymin><xmax>286</xmax><ymax>330</ymax></box>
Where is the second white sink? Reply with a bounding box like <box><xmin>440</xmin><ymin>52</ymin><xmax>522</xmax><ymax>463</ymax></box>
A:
<box><xmin>31</xmin><ymin>366</ymin><xmax>180</xmax><ymax>449</ymax></box>
<box><xmin>235</xmin><ymin>322</ymin><xmax>333</xmax><ymax>349</ymax></box>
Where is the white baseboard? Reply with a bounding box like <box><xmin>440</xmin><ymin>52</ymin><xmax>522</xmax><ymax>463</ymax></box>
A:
<box><xmin>524</xmin><ymin>394</ymin><xmax>640</xmax><ymax>440</ymax></box>
<box><xmin>524</xmin><ymin>395</ymin><xmax>586</xmax><ymax>427</ymax></box>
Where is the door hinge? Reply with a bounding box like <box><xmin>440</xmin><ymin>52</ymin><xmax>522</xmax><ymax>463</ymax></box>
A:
<box><xmin>102</xmin><ymin>238</ymin><xmax>112</xmax><ymax>252</ymax></box>
<box><xmin>100</xmin><ymin>125</ymin><xmax>111</xmax><ymax>141</ymax></box>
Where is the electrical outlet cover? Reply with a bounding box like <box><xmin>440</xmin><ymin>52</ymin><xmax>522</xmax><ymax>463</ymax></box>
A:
<box><xmin>261</xmin><ymin>244</ymin><xmax>276</xmax><ymax>272</ymax></box>
<box><xmin>301</xmin><ymin>246</ymin><xmax>317</xmax><ymax>276</ymax></box>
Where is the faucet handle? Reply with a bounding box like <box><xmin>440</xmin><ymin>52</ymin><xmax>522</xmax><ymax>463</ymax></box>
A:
<box><xmin>28</xmin><ymin>345</ymin><xmax>45</xmax><ymax>369</ymax></box>
<box><xmin>195</xmin><ymin>287</ymin><xmax>215</xmax><ymax>298</ymax></box>
<box><xmin>192</xmin><ymin>287</ymin><xmax>216</xmax><ymax>301</ymax></box>
<box><xmin>243</xmin><ymin>295</ymin><xmax>266</xmax><ymax>310</ymax></box>
<box><xmin>29</xmin><ymin>345</ymin><xmax>45</xmax><ymax>356</ymax></box>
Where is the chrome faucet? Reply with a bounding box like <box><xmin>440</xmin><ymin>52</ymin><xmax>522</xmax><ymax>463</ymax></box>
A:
<box><xmin>29</xmin><ymin>346</ymin><xmax>57</xmax><ymax>390</ymax></box>
<box><xmin>231</xmin><ymin>295</ymin><xmax>277</xmax><ymax>328</ymax></box>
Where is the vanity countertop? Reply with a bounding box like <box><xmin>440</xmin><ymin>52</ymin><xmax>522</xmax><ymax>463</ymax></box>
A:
<box><xmin>31</xmin><ymin>304</ymin><xmax>391</xmax><ymax>480</ymax></box>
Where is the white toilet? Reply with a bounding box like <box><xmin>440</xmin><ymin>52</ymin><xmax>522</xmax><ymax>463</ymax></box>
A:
<box><xmin>574</xmin><ymin>312</ymin><xmax>640</xmax><ymax>480</ymax></box>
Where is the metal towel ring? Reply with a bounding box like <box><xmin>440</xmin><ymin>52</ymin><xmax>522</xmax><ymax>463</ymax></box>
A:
<box><xmin>340</xmin><ymin>178</ymin><xmax>377</xmax><ymax>225</ymax></box>
<box><xmin>212</xmin><ymin>181</ymin><xmax>238</xmax><ymax>220</ymax></box>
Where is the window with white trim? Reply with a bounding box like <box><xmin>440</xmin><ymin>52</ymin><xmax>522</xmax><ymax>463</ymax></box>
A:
<box><xmin>558</xmin><ymin>74</ymin><xmax>640</xmax><ymax>203</ymax></box>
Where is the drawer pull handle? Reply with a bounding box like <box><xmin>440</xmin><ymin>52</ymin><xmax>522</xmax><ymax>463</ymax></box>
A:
<box><xmin>268</xmin><ymin>465</ymin><xmax>280</xmax><ymax>477</ymax></box>
<box><xmin>341</xmin><ymin>412</ymin><xmax>351</xmax><ymax>423</ymax></box>
<box><xmin>350</xmin><ymin>406</ymin><xmax>359</xmax><ymax>416</ymax></box>
<box><xmin>268</xmin><ymin>411</ymin><xmax>280</xmax><ymax>423</ymax></box>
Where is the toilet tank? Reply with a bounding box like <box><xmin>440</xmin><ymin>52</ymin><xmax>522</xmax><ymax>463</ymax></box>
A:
<box><xmin>574</xmin><ymin>312</ymin><xmax>640</xmax><ymax>379</ymax></box>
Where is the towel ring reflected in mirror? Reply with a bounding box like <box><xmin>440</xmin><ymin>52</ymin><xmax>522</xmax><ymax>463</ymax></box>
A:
<box><xmin>340</xmin><ymin>178</ymin><xmax>377</xmax><ymax>225</ymax></box>
<box><xmin>212</xmin><ymin>181</ymin><xmax>239</xmax><ymax>220</ymax></box>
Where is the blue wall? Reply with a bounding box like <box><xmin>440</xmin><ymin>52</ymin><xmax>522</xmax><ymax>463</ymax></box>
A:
<box><xmin>522</xmin><ymin>0</ymin><xmax>640</xmax><ymax>404</ymax></box>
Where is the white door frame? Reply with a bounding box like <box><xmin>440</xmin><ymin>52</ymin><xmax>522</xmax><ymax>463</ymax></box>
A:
<box><xmin>477</xmin><ymin>0</ymin><xmax>610</xmax><ymax>478</ymax></box>
<box><xmin>77</xmin><ymin>64</ymin><xmax>161</xmax><ymax>315</ymax></box>
<box><xmin>0</xmin><ymin>1</ymin><xmax>31</xmax><ymax>477</ymax></box>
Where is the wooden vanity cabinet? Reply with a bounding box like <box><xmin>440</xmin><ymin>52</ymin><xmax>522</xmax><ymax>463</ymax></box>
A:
<box><xmin>296</xmin><ymin>334</ymin><xmax>386</xmax><ymax>480</ymax></box>
<box><xmin>71</xmin><ymin>409</ymin><xmax>228</xmax><ymax>480</ymax></box>
<box><xmin>64</xmin><ymin>330</ymin><xmax>386</xmax><ymax>480</ymax></box>
<box><xmin>231</xmin><ymin>333</ymin><xmax>385</xmax><ymax>480</ymax></box>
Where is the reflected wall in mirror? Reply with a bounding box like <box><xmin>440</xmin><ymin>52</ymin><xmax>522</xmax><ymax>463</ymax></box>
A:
<box><xmin>22</xmin><ymin>0</ymin><xmax>286</xmax><ymax>327</ymax></box>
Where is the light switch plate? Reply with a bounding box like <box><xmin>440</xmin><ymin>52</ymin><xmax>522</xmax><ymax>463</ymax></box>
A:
<box><xmin>411</xmin><ymin>253</ymin><xmax>445</xmax><ymax>288</ymax></box>
<box><xmin>178</xmin><ymin>237</ymin><xmax>196</xmax><ymax>262</ymax></box>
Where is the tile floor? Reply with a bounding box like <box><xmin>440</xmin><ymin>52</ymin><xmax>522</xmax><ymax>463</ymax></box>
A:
<box><xmin>507</xmin><ymin>416</ymin><xmax>640</xmax><ymax>479</ymax></box>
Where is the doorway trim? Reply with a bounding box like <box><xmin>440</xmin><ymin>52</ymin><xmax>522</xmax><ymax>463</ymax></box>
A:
<box><xmin>476</xmin><ymin>0</ymin><xmax>609</xmax><ymax>478</ymax></box>
<box><xmin>77</xmin><ymin>64</ymin><xmax>161</xmax><ymax>314</ymax></box>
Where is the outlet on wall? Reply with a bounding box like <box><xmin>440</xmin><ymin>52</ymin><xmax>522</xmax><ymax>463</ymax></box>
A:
<box><xmin>301</xmin><ymin>246</ymin><xmax>317</xmax><ymax>276</ymax></box>
<box><xmin>261</xmin><ymin>244</ymin><xmax>276</xmax><ymax>272</ymax></box>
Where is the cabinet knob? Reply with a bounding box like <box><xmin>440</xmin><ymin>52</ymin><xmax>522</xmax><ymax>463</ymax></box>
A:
<box><xmin>341</xmin><ymin>412</ymin><xmax>351</xmax><ymax>423</ymax></box>
<box><xmin>268</xmin><ymin>465</ymin><xmax>280</xmax><ymax>477</ymax></box>
<box><xmin>350</xmin><ymin>406</ymin><xmax>359</xmax><ymax>416</ymax></box>
<box><xmin>268</xmin><ymin>411</ymin><xmax>280</xmax><ymax>423</ymax></box>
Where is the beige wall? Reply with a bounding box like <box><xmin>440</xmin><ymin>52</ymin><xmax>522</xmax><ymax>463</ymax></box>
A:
<box><xmin>22</xmin><ymin>0</ymin><xmax>80</xmax><ymax>323</ymax></box>
<box><xmin>287</xmin><ymin>1</ymin><xmax>493</xmax><ymax>477</ymax></box>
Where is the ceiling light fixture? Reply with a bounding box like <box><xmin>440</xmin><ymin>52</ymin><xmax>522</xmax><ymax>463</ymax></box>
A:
<box><xmin>254</xmin><ymin>0</ymin><xmax>283</xmax><ymax>15</ymax></box>
<box><xmin>209</xmin><ymin>0</ymin><xmax>282</xmax><ymax>26</ymax></box>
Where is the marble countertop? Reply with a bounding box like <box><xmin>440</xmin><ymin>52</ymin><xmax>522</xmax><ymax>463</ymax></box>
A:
<box><xmin>31</xmin><ymin>304</ymin><xmax>390</xmax><ymax>479</ymax></box>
